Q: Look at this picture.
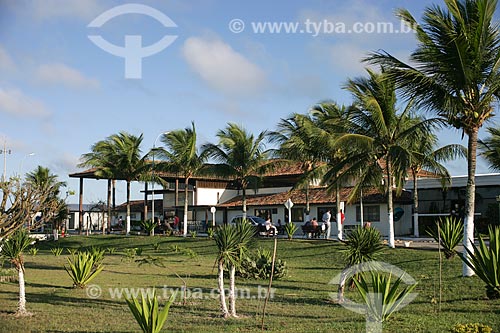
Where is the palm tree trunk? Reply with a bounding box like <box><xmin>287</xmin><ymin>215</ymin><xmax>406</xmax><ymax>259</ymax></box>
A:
<box><xmin>16</xmin><ymin>266</ymin><xmax>29</xmax><ymax>316</ymax></box>
<box><xmin>336</xmin><ymin>183</ymin><xmax>342</xmax><ymax>240</ymax></box>
<box><xmin>242</xmin><ymin>187</ymin><xmax>247</xmax><ymax>220</ymax></box>
<box><xmin>126</xmin><ymin>180</ymin><xmax>131</xmax><ymax>235</ymax></box>
<box><xmin>183</xmin><ymin>178</ymin><xmax>189</xmax><ymax>237</ymax></box>
<box><xmin>386</xmin><ymin>159</ymin><xmax>395</xmax><ymax>248</ymax></box>
<box><xmin>305</xmin><ymin>183</ymin><xmax>310</xmax><ymax>222</ymax></box>
<box><xmin>463</xmin><ymin>129</ymin><xmax>478</xmax><ymax>277</ymax></box>
<box><xmin>107</xmin><ymin>179</ymin><xmax>111</xmax><ymax>234</ymax></box>
<box><xmin>217</xmin><ymin>260</ymin><xmax>229</xmax><ymax>318</ymax></box>
<box><xmin>412</xmin><ymin>171</ymin><xmax>419</xmax><ymax>237</ymax></box>
<box><xmin>228</xmin><ymin>265</ymin><xmax>237</xmax><ymax>317</ymax></box>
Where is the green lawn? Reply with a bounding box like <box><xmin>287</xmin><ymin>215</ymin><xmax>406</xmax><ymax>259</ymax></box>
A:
<box><xmin>0</xmin><ymin>235</ymin><xmax>499</xmax><ymax>333</ymax></box>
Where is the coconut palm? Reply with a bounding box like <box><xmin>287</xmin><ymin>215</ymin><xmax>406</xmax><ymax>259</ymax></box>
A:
<box><xmin>479</xmin><ymin>127</ymin><xmax>500</xmax><ymax>170</ymax></box>
<box><xmin>1</xmin><ymin>228</ymin><xmax>34</xmax><ymax>316</ymax></box>
<box><xmin>270</xmin><ymin>113</ymin><xmax>325</xmax><ymax>223</ymax></box>
<box><xmin>329</xmin><ymin>69</ymin><xmax>441</xmax><ymax>248</ymax></box>
<box><xmin>155</xmin><ymin>122</ymin><xmax>210</xmax><ymax>237</ymax></box>
<box><xmin>80</xmin><ymin>132</ymin><xmax>150</xmax><ymax>235</ymax></box>
<box><xmin>408</xmin><ymin>134</ymin><xmax>466</xmax><ymax>236</ymax></box>
<box><xmin>367</xmin><ymin>0</ymin><xmax>500</xmax><ymax>275</ymax></box>
<box><xmin>203</xmin><ymin>123</ymin><xmax>272</xmax><ymax>219</ymax></box>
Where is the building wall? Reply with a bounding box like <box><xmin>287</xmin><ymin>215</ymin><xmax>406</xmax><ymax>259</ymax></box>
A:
<box><xmin>67</xmin><ymin>212</ymin><xmax>107</xmax><ymax>231</ymax></box>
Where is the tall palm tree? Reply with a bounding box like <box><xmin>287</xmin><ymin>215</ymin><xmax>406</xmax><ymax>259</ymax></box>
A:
<box><xmin>1</xmin><ymin>228</ymin><xmax>35</xmax><ymax>316</ymax></box>
<box><xmin>155</xmin><ymin>122</ymin><xmax>209</xmax><ymax>237</ymax></box>
<box><xmin>408</xmin><ymin>134</ymin><xmax>466</xmax><ymax>236</ymax></box>
<box><xmin>330</xmin><ymin>69</ymin><xmax>440</xmax><ymax>248</ymax></box>
<box><xmin>203</xmin><ymin>123</ymin><xmax>271</xmax><ymax>219</ymax></box>
<box><xmin>479</xmin><ymin>127</ymin><xmax>500</xmax><ymax>170</ymax></box>
<box><xmin>367</xmin><ymin>0</ymin><xmax>500</xmax><ymax>275</ymax></box>
<box><xmin>81</xmin><ymin>132</ymin><xmax>149</xmax><ymax>235</ymax></box>
<box><xmin>270</xmin><ymin>113</ymin><xmax>325</xmax><ymax>223</ymax></box>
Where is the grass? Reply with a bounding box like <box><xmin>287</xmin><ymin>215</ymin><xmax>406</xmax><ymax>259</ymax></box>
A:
<box><xmin>0</xmin><ymin>235</ymin><xmax>499</xmax><ymax>332</ymax></box>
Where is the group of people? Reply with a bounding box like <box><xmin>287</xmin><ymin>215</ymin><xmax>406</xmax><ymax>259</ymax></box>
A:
<box><xmin>303</xmin><ymin>209</ymin><xmax>345</xmax><ymax>239</ymax></box>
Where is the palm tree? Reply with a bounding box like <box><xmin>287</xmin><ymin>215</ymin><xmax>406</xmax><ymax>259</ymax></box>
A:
<box><xmin>81</xmin><ymin>132</ymin><xmax>150</xmax><ymax>235</ymax></box>
<box><xmin>367</xmin><ymin>0</ymin><xmax>500</xmax><ymax>275</ymax></box>
<box><xmin>270</xmin><ymin>113</ymin><xmax>325</xmax><ymax>223</ymax></box>
<box><xmin>213</xmin><ymin>222</ymin><xmax>255</xmax><ymax>318</ymax></box>
<box><xmin>330</xmin><ymin>69</ymin><xmax>440</xmax><ymax>248</ymax></box>
<box><xmin>203</xmin><ymin>123</ymin><xmax>272</xmax><ymax>219</ymax></box>
<box><xmin>155</xmin><ymin>122</ymin><xmax>209</xmax><ymax>237</ymax></box>
<box><xmin>1</xmin><ymin>228</ymin><xmax>34</xmax><ymax>316</ymax></box>
<box><xmin>408</xmin><ymin>134</ymin><xmax>466</xmax><ymax>236</ymax></box>
<box><xmin>79</xmin><ymin>140</ymin><xmax>118</xmax><ymax>234</ymax></box>
<box><xmin>25</xmin><ymin>166</ymin><xmax>66</xmax><ymax>239</ymax></box>
<box><xmin>479</xmin><ymin>127</ymin><xmax>500</xmax><ymax>170</ymax></box>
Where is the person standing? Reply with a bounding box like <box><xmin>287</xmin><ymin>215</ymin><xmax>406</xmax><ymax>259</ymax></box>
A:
<box><xmin>322</xmin><ymin>209</ymin><xmax>332</xmax><ymax>239</ymax></box>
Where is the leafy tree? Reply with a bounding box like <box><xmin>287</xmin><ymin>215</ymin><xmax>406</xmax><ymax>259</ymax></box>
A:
<box><xmin>155</xmin><ymin>122</ymin><xmax>209</xmax><ymax>237</ymax></box>
<box><xmin>367</xmin><ymin>0</ymin><xmax>500</xmax><ymax>276</ymax></box>
<box><xmin>203</xmin><ymin>123</ymin><xmax>272</xmax><ymax>219</ymax></box>
<box><xmin>1</xmin><ymin>228</ymin><xmax>36</xmax><ymax>316</ymax></box>
<box><xmin>479</xmin><ymin>127</ymin><xmax>500</xmax><ymax>170</ymax></box>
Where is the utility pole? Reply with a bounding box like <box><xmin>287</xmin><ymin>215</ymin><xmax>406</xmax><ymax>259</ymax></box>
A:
<box><xmin>0</xmin><ymin>141</ymin><xmax>12</xmax><ymax>182</ymax></box>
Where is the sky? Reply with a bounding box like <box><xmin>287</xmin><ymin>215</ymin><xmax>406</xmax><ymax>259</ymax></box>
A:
<box><xmin>0</xmin><ymin>0</ymin><xmax>499</xmax><ymax>205</ymax></box>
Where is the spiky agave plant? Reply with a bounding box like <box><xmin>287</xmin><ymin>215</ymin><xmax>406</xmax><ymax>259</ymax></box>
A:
<box><xmin>126</xmin><ymin>291</ymin><xmax>175</xmax><ymax>333</ymax></box>
<box><xmin>426</xmin><ymin>216</ymin><xmax>463</xmax><ymax>259</ymax></box>
<box><xmin>64</xmin><ymin>251</ymin><xmax>104</xmax><ymax>288</ymax></box>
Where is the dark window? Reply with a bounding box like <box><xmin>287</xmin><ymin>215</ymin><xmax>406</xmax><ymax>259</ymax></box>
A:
<box><xmin>356</xmin><ymin>205</ymin><xmax>380</xmax><ymax>222</ymax></box>
<box><xmin>290</xmin><ymin>207</ymin><xmax>304</xmax><ymax>222</ymax></box>
<box><xmin>254</xmin><ymin>209</ymin><xmax>272</xmax><ymax>220</ymax></box>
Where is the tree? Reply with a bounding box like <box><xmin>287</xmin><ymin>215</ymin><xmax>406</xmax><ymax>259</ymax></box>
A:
<box><xmin>479</xmin><ymin>127</ymin><xmax>500</xmax><ymax>170</ymax></box>
<box><xmin>213</xmin><ymin>222</ymin><xmax>255</xmax><ymax>318</ymax></box>
<box><xmin>270</xmin><ymin>113</ymin><xmax>325</xmax><ymax>223</ymax></box>
<box><xmin>1</xmin><ymin>228</ymin><xmax>34</xmax><ymax>316</ymax></box>
<box><xmin>80</xmin><ymin>132</ymin><xmax>150</xmax><ymax>235</ymax></box>
<box><xmin>203</xmin><ymin>123</ymin><xmax>272</xmax><ymax>219</ymax></box>
<box><xmin>155</xmin><ymin>122</ymin><xmax>209</xmax><ymax>237</ymax></box>
<box><xmin>331</xmin><ymin>69</ymin><xmax>440</xmax><ymax>248</ymax></box>
<box><xmin>0</xmin><ymin>178</ymin><xmax>63</xmax><ymax>238</ymax></box>
<box><xmin>408</xmin><ymin>134</ymin><xmax>466</xmax><ymax>236</ymax></box>
<box><xmin>367</xmin><ymin>0</ymin><xmax>500</xmax><ymax>275</ymax></box>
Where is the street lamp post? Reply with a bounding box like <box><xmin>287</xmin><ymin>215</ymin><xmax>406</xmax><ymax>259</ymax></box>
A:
<box><xmin>19</xmin><ymin>152</ymin><xmax>35</xmax><ymax>176</ymax></box>
<box><xmin>151</xmin><ymin>132</ymin><xmax>168</xmax><ymax>234</ymax></box>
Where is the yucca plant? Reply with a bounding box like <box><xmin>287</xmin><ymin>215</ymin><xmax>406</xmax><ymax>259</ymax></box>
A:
<box><xmin>51</xmin><ymin>247</ymin><xmax>63</xmax><ymax>256</ymax></box>
<box><xmin>206</xmin><ymin>227</ymin><xmax>215</xmax><ymax>239</ymax></box>
<box><xmin>426</xmin><ymin>217</ymin><xmax>463</xmax><ymax>259</ymax></box>
<box><xmin>460</xmin><ymin>226</ymin><xmax>500</xmax><ymax>299</ymax></box>
<box><xmin>64</xmin><ymin>251</ymin><xmax>104</xmax><ymax>288</ymax></box>
<box><xmin>88</xmin><ymin>246</ymin><xmax>105</xmax><ymax>267</ymax></box>
<box><xmin>338</xmin><ymin>226</ymin><xmax>385</xmax><ymax>302</ymax></box>
<box><xmin>284</xmin><ymin>222</ymin><xmax>298</xmax><ymax>240</ymax></box>
<box><xmin>125</xmin><ymin>291</ymin><xmax>175</xmax><ymax>333</ymax></box>
<box><xmin>141</xmin><ymin>219</ymin><xmax>156</xmax><ymax>236</ymax></box>
<box><xmin>353</xmin><ymin>272</ymin><xmax>417</xmax><ymax>326</ymax></box>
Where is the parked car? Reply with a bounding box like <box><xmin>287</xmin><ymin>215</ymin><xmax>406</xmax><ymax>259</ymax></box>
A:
<box><xmin>229</xmin><ymin>215</ymin><xmax>275</xmax><ymax>236</ymax></box>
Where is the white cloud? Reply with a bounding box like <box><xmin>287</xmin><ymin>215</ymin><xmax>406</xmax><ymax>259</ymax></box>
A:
<box><xmin>36</xmin><ymin>63</ymin><xmax>99</xmax><ymax>89</ymax></box>
<box><xmin>0</xmin><ymin>46</ymin><xmax>15</xmax><ymax>72</ymax></box>
<box><xmin>28</xmin><ymin>0</ymin><xmax>105</xmax><ymax>20</ymax></box>
<box><xmin>182</xmin><ymin>37</ymin><xmax>267</xmax><ymax>96</ymax></box>
<box><xmin>0</xmin><ymin>88</ymin><xmax>51</xmax><ymax>118</ymax></box>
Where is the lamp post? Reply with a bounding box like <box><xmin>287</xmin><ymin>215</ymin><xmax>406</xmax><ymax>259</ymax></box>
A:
<box><xmin>151</xmin><ymin>132</ymin><xmax>168</xmax><ymax>233</ymax></box>
<box><xmin>19</xmin><ymin>152</ymin><xmax>35</xmax><ymax>176</ymax></box>
<box><xmin>1</xmin><ymin>141</ymin><xmax>12</xmax><ymax>182</ymax></box>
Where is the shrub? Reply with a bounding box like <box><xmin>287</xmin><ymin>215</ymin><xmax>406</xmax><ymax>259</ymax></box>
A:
<box><xmin>426</xmin><ymin>216</ymin><xmax>463</xmax><ymax>259</ymax></box>
<box><xmin>460</xmin><ymin>226</ymin><xmax>500</xmax><ymax>299</ymax></box>
<box><xmin>284</xmin><ymin>222</ymin><xmax>298</xmax><ymax>240</ymax></box>
<box><xmin>206</xmin><ymin>227</ymin><xmax>215</xmax><ymax>239</ymax></box>
<box><xmin>28</xmin><ymin>247</ymin><xmax>38</xmax><ymax>256</ymax></box>
<box><xmin>189</xmin><ymin>231</ymin><xmax>197</xmax><ymax>238</ymax></box>
<box><xmin>152</xmin><ymin>243</ymin><xmax>161</xmax><ymax>252</ymax></box>
<box><xmin>51</xmin><ymin>247</ymin><xmax>63</xmax><ymax>256</ymax></box>
<box><xmin>141</xmin><ymin>219</ymin><xmax>156</xmax><ymax>235</ymax></box>
<box><xmin>237</xmin><ymin>248</ymin><xmax>288</xmax><ymax>280</ymax></box>
<box><xmin>65</xmin><ymin>251</ymin><xmax>104</xmax><ymax>288</ymax></box>
<box><xmin>88</xmin><ymin>246</ymin><xmax>105</xmax><ymax>267</ymax></box>
<box><xmin>450</xmin><ymin>323</ymin><xmax>493</xmax><ymax>333</ymax></box>
<box><xmin>341</xmin><ymin>226</ymin><xmax>384</xmax><ymax>266</ymax></box>
<box><xmin>126</xmin><ymin>291</ymin><xmax>175</xmax><ymax>333</ymax></box>
<box><xmin>353</xmin><ymin>271</ymin><xmax>417</xmax><ymax>323</ymax></box>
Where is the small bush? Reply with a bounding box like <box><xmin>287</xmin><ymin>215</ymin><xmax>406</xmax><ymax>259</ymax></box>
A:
<box><xmin>29</xmin><ymin>247</ymin><xmax>38</xmax><ymax>256</ymax></box>
<box><xmin>141</xmin><ymin>219</ymin><xmax>156</xmax><ymax>235</ymax></box>
<box><xmin>284</xmin><ymin>222</ymin><xmax>298</xmax><ymax>240</ymax></box>
<box><xmin>426</xmin><ymin>216</ymin><xmax>463</xmax><ymax>259</ymax></box>
<box><xmin>65</xmin><ymin>251</ymin><xmax>104</xmax><ymax>288</ymax></box>
<box><xmin>237</xmin><ymin>248</ymin><xmax>288</xmax><ymax>280</ymax></box>
<box><xmin>51</xmin><ymin>247</ymin><xmax>63</xmax><ymax>256</ymax></box>
<box><xmin>206</xmin><ymin>227</ymin><xmax>215</xmax><ymax>239</ymax></box>
<box><xmin>126</xmin><ymin>291</ymin><xmax>175</xmax><ymax>333</ymax></box>
<box><xmin>450</xmin><ymin>323</ymin><xmax>493</xmax><ymax>333</ymax></box>
<box><xmin>152</xmin><ymin>243</ymin><xmax>161</xmax><ymax>252</ymax></box>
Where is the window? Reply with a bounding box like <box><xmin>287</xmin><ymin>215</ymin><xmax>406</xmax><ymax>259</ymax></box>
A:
<box><xmin>317</xmin><ymin>207</ymin><xmax>334</xmax><ymax>221</ymax></box>
<box><xmin>288</xmin><ymin>207</ymin><xmax>304</xmax><ymax>222</ymax></box>
<box><xmin>356</xmin><ymin>205</ymin><xmax>380</xmax><ymax>222</ymax></box>
<box><xmin>254</xmin><ymin>209</ymin><xmax>272</xmax><ymax>220</ymax></box>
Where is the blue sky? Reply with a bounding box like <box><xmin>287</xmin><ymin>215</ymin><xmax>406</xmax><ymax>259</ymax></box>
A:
<box><xmin>0</xmin><ymin>0</ymin><xmax>498</xmax><ymax>205</ymax></box>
